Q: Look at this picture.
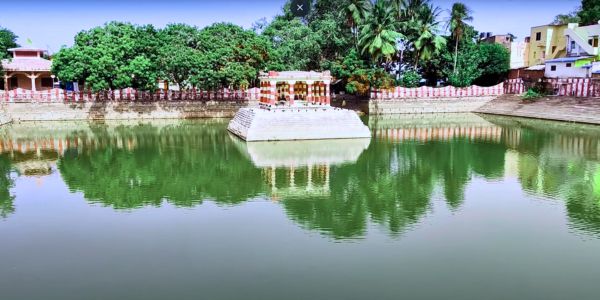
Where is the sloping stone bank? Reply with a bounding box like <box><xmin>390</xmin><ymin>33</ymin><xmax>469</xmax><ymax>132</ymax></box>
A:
<box><xmin>4</xmin><ymin>100</ymin><xmax>254</xmax><ymax>122</ymax></box>
<box><xmin>475</xmin><ymin>95</ymin><xmax>600</xmax><ymax>125</ymax></box>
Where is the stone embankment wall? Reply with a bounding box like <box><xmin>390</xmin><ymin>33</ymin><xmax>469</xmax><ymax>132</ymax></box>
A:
<box><xmin>5</xmin><ymin>100</ymin><xmax>254</xmax><ymax>122</ymax></box>
<box><xmin>368</xmin><ymin>96</ymin><xmax>497</xmax><ymax>115</ymax></box>
<box><xmin>368</xmin><ymin>83</ymin><xmax>504</xmax><ymax>115</ymax></box>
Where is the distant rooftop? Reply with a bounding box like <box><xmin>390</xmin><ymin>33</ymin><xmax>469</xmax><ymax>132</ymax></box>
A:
<box><xmin>8</xmin><ymin>47</ymin><xmax>48</xmax><ymax>53</ymax></box>
<box><xmin>1</xmin><ymin>57</ymin><xmax>52</xmax><ymax>72</ymax></box>
<box><xmin>259</xmin><ymin>71</ymin><xmax>332</xmax><ymax>81</ymax></box>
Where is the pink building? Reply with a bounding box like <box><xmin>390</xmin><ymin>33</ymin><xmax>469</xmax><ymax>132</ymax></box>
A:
<box><xmin>2</xmin><ymin>47</ymin><xmax>53</xmax><ymax>91</ymax></box>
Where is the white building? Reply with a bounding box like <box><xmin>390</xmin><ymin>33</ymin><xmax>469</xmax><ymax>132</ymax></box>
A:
<box><xmin>544</xmin><ymin>57</ymin><xmax>592</xmax><ymax>78</ymax></box>
<box><xmin>510</xmin><ymin>41</ymin><xmax>528</xmax><ymax>69</ymax></box>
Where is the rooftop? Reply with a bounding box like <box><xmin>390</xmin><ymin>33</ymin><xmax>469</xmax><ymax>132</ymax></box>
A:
<box><xmin>260</xmin><ymin>71</ymin><xmax>332</xmax><ymax>81</ymax></box>
<box><xmin>8</xmin><ymin>47</ymin><xmax>48</xmax><ymax>53</ymax></box>
<box><xmin>545</xmin><ymin>56</ymin><xmax>593</xmax><ymax>63</ymax></box>
<box><xmin>1</xmin><ymin>57</ymin><xmax>52</xmax><ymax>72</ymax></box>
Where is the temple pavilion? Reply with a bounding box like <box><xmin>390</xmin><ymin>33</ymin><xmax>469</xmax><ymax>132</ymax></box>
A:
<box><xmin>228</xmin><ymin>70</ymin><xmax>371</xmax><ymax>142</ymax></box>
<box><xmin>259</xmin><ymin>71</ymin><xmax>332</xmax><ymax>107</ymax></box>
<box><xmin>1</xmin><ymin>47</ymin><xmax>53</xmax><ymax>91</ymax></box>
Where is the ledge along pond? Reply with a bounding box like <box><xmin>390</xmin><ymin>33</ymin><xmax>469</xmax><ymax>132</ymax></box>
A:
<box><xmin>1</xmin><ymin>113</ymin><xmax>600</xmax><ymax>300</ymax></box>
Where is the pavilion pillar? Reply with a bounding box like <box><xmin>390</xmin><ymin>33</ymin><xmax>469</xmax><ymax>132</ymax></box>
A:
<box><xmin>318</xmin><ymin>82</ymin><xmax>324</xmax><ymax>105</ymax></box>
<box><xmin>27</xmin><ymin>72</ymin><xmax>39</xmax><ymax>92</ymax></box>
<box><xmin>269</xmin><ymin>80</ymin><xmax>277</xmax><ymax>105</ymax></box>
<box><xmin>306</xmin><ymin>80</ymin><xmax>314</xmax><ymax>104</ymax></box>
<box><xmin>3</xmin><ymin>75</ymin><xmax>9</xmax><ymax>91</ymax></box>
<box><xmin>324</xmin><ymin>80</ymin><xmax>331</xmax><ymax>105</ymax></box>
<box><xmin>287</xmin><ymin>80</ymin><xmax>295</xmax><ymax>106</ymax></box>
<box><xmin>260</xmin><ymin>81</ymin><xmax>265</xmax><ymax>103</ymax></box>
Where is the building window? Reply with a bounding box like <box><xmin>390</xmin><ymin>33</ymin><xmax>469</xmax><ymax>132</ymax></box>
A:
<box><xmin>550</xmin><ymin>65</ymin><xmax>557</xmax><ymax>71</ymax></box>
<box><xmin>41</xmin><ymin>78</ymin><xmax>53</xmax><ymax>88</ymax></box>
<box><xmin>594</xmin><ymin>37</ymin><xmax>599</xmax><ymax>47</ymax></box>
<box><xmin>566</xmin><ymin>63</ymin><xmax>572</xmax><ymax>68</ymax></box>
<box><xmin>536</xmin><ymin>32</ymin><xmax>542</xmax><ymax>41</ymax></box>
<box><xmin>589</xmin><ymin>39</ymin><xmax>593</xmax><ymax>46</ymax></box>
<box><xmin>552</xmin><ymin>46</ymin><xmax>557</xmax><ymax>53</ymax></box>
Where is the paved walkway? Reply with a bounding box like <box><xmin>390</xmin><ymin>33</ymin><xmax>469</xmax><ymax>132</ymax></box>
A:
<box><xmin>475</xmin><ymin>95</ymin><xmax>600</xmax><ymax>125</ymax></box>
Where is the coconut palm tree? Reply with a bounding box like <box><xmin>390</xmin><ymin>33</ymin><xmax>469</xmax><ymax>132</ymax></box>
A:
<box><xmin>412</xmin><ymin>4</ymin><xmax>446</xmax><ymax>67</ymax></box>
<box><xmin>344</xmin><ymin>0</ymin><xmax>372</xmax><ymax>49</ymax></box>
<box><xmin>358</xmin><ymin>0</ymin><xmax>403</xmax><ymax>63</ymax></box>
<box><xmin>448</xmin><ymin>2</ymin><xmax>473</xmax><ymax>74</ymax></box>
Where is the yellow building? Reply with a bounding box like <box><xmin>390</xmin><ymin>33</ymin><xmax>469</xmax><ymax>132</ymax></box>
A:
<box><xmin>527</xmin><ymin>24</ymin><xmax>569</xmax><ymax>67</ymax></box>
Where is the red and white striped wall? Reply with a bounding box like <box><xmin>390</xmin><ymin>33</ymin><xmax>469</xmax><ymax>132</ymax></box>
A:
<box><xmin>504</xmin><ymin>78</ymin><xmax>600</xmax><ymax>98</ymax></box>
<box><xmin>371</xmin><ymin>83</ymin><xmax>505</xmax><ymax>100</ymax></box>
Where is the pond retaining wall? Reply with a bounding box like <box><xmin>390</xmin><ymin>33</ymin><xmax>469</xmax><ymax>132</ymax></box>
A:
<box><xmin>4</xmin><ymin>100</ymin><xmax>254</xmax><ymax>122</ymax></box>
<box><xmin>368</xmin><ymin>96</ymin><xmax>498</xmax><ymax>115</ymax></box>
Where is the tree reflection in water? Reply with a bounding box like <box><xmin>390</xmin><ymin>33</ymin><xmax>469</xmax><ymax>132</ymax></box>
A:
<box><xmin>0</xmin><ymin>115</ymin><xmax>599</xmax><ymax>239</ymax></box>
<box><xmin>0</xmin><ymin>155</ymin><xmax>14</xmax><ymax>218</ymax></box>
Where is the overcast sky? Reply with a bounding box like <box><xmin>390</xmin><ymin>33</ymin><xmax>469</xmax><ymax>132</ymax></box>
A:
<box><xmin>0</xmin><ymin>0</ymin><xmax>581</xmax><ymax>53</ymax></box>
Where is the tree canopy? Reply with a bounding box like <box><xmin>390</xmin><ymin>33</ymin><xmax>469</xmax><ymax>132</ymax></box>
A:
<box><xmin>49</xmin><ymin>0</ymin><xmax>510</xmax><ymax>92</ymax></box>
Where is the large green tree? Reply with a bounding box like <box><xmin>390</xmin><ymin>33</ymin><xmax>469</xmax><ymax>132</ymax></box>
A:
<box><xmin>475</xmin><ymin>43</ymin><xmax>510</xmax><ymax>86</ymax></box>
<box><xmin>448</xmin><ymin>2</ymin><xmax>473</xmax><ymax>75</ymax></box>
<box><xmin>410</xmin><ymin>3</ymin><xmax>446</xmax><ymax>68</ymax></box>
<box><xmin>263</xmin><ymin>17</ymin><xmax>322</xmax><ymax>71</ymax></box>
<box><xmin>192</xmin><ymin>23</ymin><xmax>271</xmax><ymax>89</ymax></box>
<box><xmin>51</xmin><ymin>22</ymin><xmax>162</xmax><ymax>91</ymax></box>
<box><xmin>579</xmin><ymin>0</ymin><xmax>600</xmax><ymax>25</ymax></box>
<box><xmin>0</xmin><ymin>26</ymin><xmax>18</xmax><ymax>76</ymax></box>
<box><xmin>358</xmin><ymin>0</ymin><xmax>403</xmax><ymax>63</ymax></box>
<box><xmin>344</xmin><ymin>0</ymin><xmax>372</xmax><ymax>49</ymax></box>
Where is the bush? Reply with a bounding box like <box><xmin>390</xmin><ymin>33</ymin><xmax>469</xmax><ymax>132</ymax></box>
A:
<box><xmin>399</xmin><ymin>70</ymin><xmax>421</xmax><ymax>88</ymax></box>
<box><xmin>521</xmin><ymin>88</ymin><xmax>543</xmax><ymax>101</ymax></box>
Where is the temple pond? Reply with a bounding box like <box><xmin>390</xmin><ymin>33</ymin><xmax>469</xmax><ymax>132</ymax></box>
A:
<box><xmin>1</xmin><ymin>114</ymin><xmax>600</xmax><ymax>300</ymax></box>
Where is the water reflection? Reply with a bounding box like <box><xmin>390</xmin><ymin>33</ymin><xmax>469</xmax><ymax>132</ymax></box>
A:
<box><xmin>0</xmin><ymin>115</ymin><xmax>600</xmax><ymax>239</ymax></box>
<box><xmin>483</xmin><ymin>115</ymin><xmax>600</xmax><ymax>235</ymax></box>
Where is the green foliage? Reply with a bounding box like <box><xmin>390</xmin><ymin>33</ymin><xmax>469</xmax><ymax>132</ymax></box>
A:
<box><xmin>0</xmin><ymin>27</ymin><xmax>18</xmax><ymax>59</ymax></box>
<box><xmin>579</xmin><ymin>0</ymin><xmax>600</xmax><ymax>25</ymax></box>
<box><xmin>52</xmin><ymin>22</ymin><xmax>162</xmax><ymax>91</ymax></box>
<box><xmin>444</xmin><ymin>43</ymin><xmax>482</xmax><ymax>87</ymax></box>
<box><xmin>399</xmin><ymin>70</ymin><xmax>421</xmax><ymax>87</ymax></box>
<box><xmin>474</xmin><ymin>43</ymin><xmax>510</xmax><ymax>86</ymax></box>
<box><xmin>553</xmin><ymin>10</ymin><xmax>581</xmax><ymax>25</ymax></box>
<box><xmin>262</xmin><ymin>17</ymin><xmax>321</xmax><ymax>71</ymax></box>
<box><xmin>0</xmin><ymin>26</ymin><xmax>18</xmax><ymax>74</ymax></box>
<box><xmin>52</xmin><ymin>22</ymin><xmax>270</xmax><ymax>91</ymax></box>
<box><xmin>358</xmin><ymin>0</ymin><xmax>404</xmax><ymax>63</ymax></box>
<box><xmin>346</xmin><ymin>67</ymin><xmax>394</xmax><ymax>95</ymax></box>
<box><xmin>522</xmin><ymin>88</ymin><xmax>543</xmax><ymax>101</ymax></box>
<box><xmin>449</xmin><ymin>2</ymin><xmax>474</xmax><ymax>75</ymax></box>
<box><xmin>192</xmin><ymin>23</ymin><xmax>271</xmax><ymax>89</ymax></box>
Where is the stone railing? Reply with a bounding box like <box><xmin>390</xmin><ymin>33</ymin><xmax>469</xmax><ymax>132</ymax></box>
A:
<box><xmin>0</xmin><ymin>87</ymin><xmax>261</xmax><ymax>103</ymax></box>
<box><xmin>370</xmin><ymin>83</ymin><xmax>504</xmax><ymax>100</ymax></box>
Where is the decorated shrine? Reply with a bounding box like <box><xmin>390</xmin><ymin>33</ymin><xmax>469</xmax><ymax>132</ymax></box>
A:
<box><xmin>259</xmin><ymin>71</ymin><xmax>332</xmax><ymax>106</ymax></box>
<box><xmin>228</xmin><ymin>70</ymin><xmax>371</xmax><ymax>142</ymax></box>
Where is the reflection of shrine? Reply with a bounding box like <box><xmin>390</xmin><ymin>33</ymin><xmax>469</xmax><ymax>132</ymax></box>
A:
<box><xmin>263</xmin><ymin>164</ymin><xmax>331</xmax><ymax>199</ymax></box>
<box><xmin>231</xmin><ymin>136</ymin><xmax>370</xmax><ymax>199</ymax></box>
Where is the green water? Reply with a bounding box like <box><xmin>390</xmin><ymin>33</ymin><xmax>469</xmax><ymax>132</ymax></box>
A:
<box><xmin>1</xmin><ymin>114</ymin><xmax>600</xmax><ymax>300</ymax></box>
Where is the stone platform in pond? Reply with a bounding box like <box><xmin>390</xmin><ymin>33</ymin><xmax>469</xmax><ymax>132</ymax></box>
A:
<box><xmin>228</xmin><ymin>105</ymin><xmax>371</xmax><ymax>141</ymax></box>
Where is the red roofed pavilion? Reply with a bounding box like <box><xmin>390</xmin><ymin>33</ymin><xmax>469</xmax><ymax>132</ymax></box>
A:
<box><xmin>2</xmin><ymin>47</ymin><xmax>53</xmax><ymax>91</ymax></box>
